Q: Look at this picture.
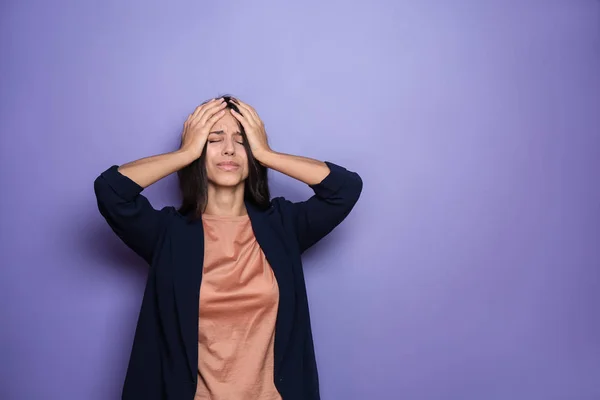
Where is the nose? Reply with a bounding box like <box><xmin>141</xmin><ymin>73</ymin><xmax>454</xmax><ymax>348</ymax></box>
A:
<box><xmin>221</xmin><ymin>136</ymin><xmax>235</xmax><ymax>156</ymax></box>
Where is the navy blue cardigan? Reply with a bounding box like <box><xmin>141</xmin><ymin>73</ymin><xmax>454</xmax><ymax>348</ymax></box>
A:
<box><xmin>93</xmin><ymin>161</ymin><xmax>362</xmax><ymax>400</ymax></box>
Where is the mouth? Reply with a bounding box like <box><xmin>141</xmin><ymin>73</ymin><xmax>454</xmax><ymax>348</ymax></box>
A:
<box><xmin>216</xmin><ymin>161</ymin><xmax>240</xmax><ymax>171</ymax></box>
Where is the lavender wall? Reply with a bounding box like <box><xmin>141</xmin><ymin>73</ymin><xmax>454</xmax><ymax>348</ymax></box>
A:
<box><xmin>1</xmin><ymin>1</ymin><xmax>599</xmax><ymax>399</ymax></box>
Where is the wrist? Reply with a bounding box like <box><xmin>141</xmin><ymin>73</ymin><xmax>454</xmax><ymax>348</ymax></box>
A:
<box><xmin>253</xmin><ymin>148</ymin><xmax>274</xmax><ymax>165</ymax></box>
<box><xmin>175</xmin><ymin>148</ymin><xmax>200</xmax><ymax>165</ymax></box>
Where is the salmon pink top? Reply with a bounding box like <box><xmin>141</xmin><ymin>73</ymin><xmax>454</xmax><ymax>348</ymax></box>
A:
<box><xmin>194</xmin><ymin>213</ymin><xmax>282</xmax><ymax>400</ymax></box>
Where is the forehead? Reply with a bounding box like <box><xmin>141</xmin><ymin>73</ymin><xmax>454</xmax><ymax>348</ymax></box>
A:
<box><xmin>210</xmin><ymin>113</ymin><xmax>241</xmax><ymax>133</ymax></box>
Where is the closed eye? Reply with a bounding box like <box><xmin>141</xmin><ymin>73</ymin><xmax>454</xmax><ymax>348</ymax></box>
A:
<box><xmin>207</xmin><ymin>131</ymin><xmax>244</xmax><ymax>144</ymax></box>
<box><xmin>208</xmin><ymin>139</ymin><xmax>244</xmax><ymax>144</ymax></box>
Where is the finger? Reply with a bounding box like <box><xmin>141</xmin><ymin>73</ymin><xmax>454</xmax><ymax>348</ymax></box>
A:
<box><xmin>229</xmin><ymin>107</ymin><xmax>243</xmax><ymax>120</ymax></box>
<box><xmin>232</xmin><ymin>98</ymin><xmax>253</xmax><ymax>114</ymax></box>
<box><xmin>205</xmin><ymin>108</ymin><xmax>227</xmax><ymax>128</ymax></box>
<box><xmin>233</xmin><ymin>100</ymin><xmax>260</xmax><ymax>125</ymax></box>
<box><xmin>193</xmin><ymin>98</ymin><xmax>222</xmax><ymax>120</ymax></box>
<box><xmin>230</xmin><ymin>108</ymin><xmax>251</xmax><ymax>131</ymax></box>
<box><xmin>184</xmin><ymin>112</ymin><xmax>195</xmax><ymax>133</ymax></box>
<box><xmin>230</xmin><ymin>100</ymin><xmax>253</xmax><ymax>124</ymax></box>
<box><xmin>195</xmin><ymin>99</ymin><xmax>227</xmax><ymax>126</ymax></box>
<box><xmin>191</xmin><ymin>99</ymin><xmax>213</xmax><ymax>118</ymax></box>
<box><xmin>198</xmin><ymin>98</ymin><xmax>225</xmax><ymax>117</ymax></box>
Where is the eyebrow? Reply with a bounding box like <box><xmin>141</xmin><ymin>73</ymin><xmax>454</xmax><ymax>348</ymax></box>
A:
<box><xmin>208</xmin><ymin>130</ymin><xmax>242</xmax><ymax>135</ymax></box>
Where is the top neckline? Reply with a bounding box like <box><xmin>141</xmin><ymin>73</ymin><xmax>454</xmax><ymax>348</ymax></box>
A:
<box><xmin>201</xmin><ymin>213</ymin><xmax>250</xmax><ymax>222</ymax></box>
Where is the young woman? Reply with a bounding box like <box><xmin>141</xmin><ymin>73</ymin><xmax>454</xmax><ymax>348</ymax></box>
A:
<box><xmin>94</xmin><ymin>96</ymin><xmax>362</xmax><ymax>400</ymax></box>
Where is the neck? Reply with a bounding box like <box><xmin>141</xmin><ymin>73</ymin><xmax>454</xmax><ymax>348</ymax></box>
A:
<box><xmin>204</xmin><ymin>182</ymin><xmax>247</xmax><ymax>217</ymax></box>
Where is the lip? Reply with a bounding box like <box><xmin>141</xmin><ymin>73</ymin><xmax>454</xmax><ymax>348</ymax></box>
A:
<box><xmin>216</xmin><ymin>161</ymin><xmax>240</xmax><ymax>171</ymax></box>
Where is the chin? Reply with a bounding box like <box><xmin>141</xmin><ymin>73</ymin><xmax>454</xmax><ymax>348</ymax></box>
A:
<box><xmin>209</xmin><ymin>174</ymin><xmax>246</xmax><ymax>188</ymax></box>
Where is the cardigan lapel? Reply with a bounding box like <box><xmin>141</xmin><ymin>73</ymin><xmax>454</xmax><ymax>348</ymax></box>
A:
<box><xmin>245</xmin><ymin>200</ymin><xmax>296</xmax><ymax>376</ymax></box>
<box><xmin>172</xmin><ymin>216</ymin><xmax>205</xmax><ymax>381</ymax></box>
<box><xmin>173</xmin><ymin>200</ymin><xmax>296</xmax><ymax>381</ymax></box>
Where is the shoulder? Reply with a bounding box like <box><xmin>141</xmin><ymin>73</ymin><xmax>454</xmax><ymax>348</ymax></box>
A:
<box><xmin>244</xmin><ymin>196</ymin><xmax>299</xmax><ymax>234</ymax></box>
<box><xmin>267</xmin><ymin>196</ymin><xmax>303</xmax><ymax>223</ymax></box>
<box><xmin>269</xmin><ymin>196</ymin><xmax>294</xmax><ymax>213</ymax></box>
<box><xmin>159</xmin><ymin>206</ymin><xmax>188</xmax><ymax>227</ymax></box>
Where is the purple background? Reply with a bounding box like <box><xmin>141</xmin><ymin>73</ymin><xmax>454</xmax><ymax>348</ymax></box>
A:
<box><xmin>1</xmin><ymin>1</ymin><xmax>599</xmax><ymax>399</ymax></box>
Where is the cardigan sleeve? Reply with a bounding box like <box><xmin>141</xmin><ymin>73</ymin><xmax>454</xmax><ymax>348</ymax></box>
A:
<box><xmin>279</xmin><ymin>161</ymin><xmax>363</xmax><ymax>254</ymax></box>
<box><xmin>93</xmin><ymin>165</ymin><xmax>172</xmax><ymax>264</ymax></box>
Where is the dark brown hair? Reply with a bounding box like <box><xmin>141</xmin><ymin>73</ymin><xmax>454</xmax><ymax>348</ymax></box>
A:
<box><xmin>177</xmin><ymin>95</ymin><xmax>270</xmax><ymax>220</ymax></box>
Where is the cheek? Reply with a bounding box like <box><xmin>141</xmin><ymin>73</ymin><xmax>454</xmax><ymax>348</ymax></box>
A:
<box><xmin>205</xmin><ymin>145</ymin><xmax>220</xmax><ymax>160</ymax></box>
<box><xmin>236</xmin><ymin>144</ymin><xmax>248</xmax><ymax>159</ymax></box>
<box><xmin>203</xmin><ymin>148</ymin><xmax>218</xmax><ymax>172</ymax></box>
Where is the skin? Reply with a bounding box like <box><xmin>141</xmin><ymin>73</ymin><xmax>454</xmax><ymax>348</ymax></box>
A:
<box><xmin>203</xmin><ymin>109</ymin><xmax>249</xmax><ymax>216</ymax></box>
<box><xmin>117</xmin><ymin>97</ymin><xmax>331</xmax><ymax>218</ymax></box>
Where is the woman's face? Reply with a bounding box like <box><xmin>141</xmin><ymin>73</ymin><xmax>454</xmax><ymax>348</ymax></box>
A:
<box><xmin>204</xmin><ymin>110</ymin><xmax>249</xmax><ymax>188</ymax></box>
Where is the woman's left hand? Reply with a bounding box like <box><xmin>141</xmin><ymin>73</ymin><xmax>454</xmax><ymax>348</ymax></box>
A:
<box><xmin>229</xmin><ymin>98</ymin><xmax>272</xmax><ymax>162</ymax></box>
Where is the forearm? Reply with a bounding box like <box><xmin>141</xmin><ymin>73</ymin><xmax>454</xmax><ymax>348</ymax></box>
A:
<box><xmin>257</xmin><ymin>150</ymin><xmax>330</xmax><ymax>186</ymax></box>
<box><xmin>117</xmin><ymin>149</ymin><xmax>197</xmax><ymax>189</ymax></box>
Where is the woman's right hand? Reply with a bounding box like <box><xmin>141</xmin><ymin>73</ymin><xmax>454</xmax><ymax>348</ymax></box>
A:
<box><xmin>180</xmin><ymin>98</ymin><xmax>228</xmax><ymax>159</ymax></box>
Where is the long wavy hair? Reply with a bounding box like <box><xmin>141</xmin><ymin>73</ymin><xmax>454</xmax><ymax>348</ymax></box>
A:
<box><xmin>177</xmin><ymin>95</ymin><xmax>270</xmax><ymax>221</ymax></box>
